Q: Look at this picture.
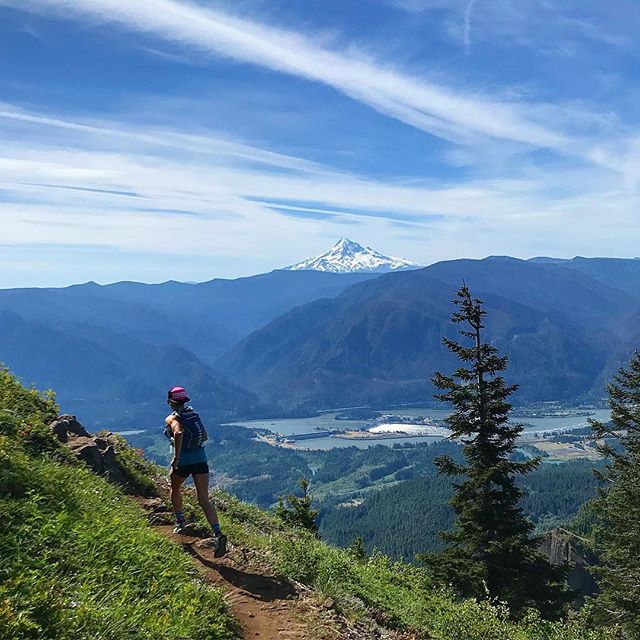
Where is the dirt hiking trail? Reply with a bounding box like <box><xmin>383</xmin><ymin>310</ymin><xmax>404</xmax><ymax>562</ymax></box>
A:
<box><xmin>137</xmin><ymin>497</ymin><xmax>358</xmax><ymax>640</ymax></box>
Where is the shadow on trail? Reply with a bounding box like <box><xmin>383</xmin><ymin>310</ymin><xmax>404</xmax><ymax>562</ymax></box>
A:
<box><xmin>184</xmin><ymin>544</ymin><xmax>297</xmax><ymax>603</ymax></box>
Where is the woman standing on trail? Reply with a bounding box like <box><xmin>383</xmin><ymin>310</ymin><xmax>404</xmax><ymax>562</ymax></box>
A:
<box><xmin>165</xmin><ymin>386</ymin><xmax>227</xmax><ymax>557</ymax></box>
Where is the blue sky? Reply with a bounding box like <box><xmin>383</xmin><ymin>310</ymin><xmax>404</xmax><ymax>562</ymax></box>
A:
<box><xmin>1</xmin><ymin>0</ymin><xmax>639</xmax><ymax>286</ymax></box>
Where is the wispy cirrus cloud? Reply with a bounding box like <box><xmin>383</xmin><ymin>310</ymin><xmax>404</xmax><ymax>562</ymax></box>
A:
<box><xmin>462</xmin><ymin>0</ymin><xmax>476</xmax><ymax>54</ymax></box>
<box><xmin>0</xmin><ymin>102</ymin><xmax>638</xmax><ymax>286</ymax></box>
<box><xmin>383</xmin><ymin>0</ymin><xmax>639</xmax><ymax>52</ymax></box>
<box><xmin>0</xmin><ymin>0</ymin><xmax>597</xmax><ymax>154</ymax></box>
<box><xmin>0</xmin><ymin>102</ymin><xmax>330</xmax><ymax>176</ymax></box>
<box><xmin>0</xmin><ymin>105</ymin><xmax>528</xmax><ymax>225</ymax></box>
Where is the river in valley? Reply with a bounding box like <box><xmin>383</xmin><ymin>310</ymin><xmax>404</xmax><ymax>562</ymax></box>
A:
<box><xmin>228</xmin><ymin>408</ymin><xmax>611</xmax><ymax>450</ymax></box>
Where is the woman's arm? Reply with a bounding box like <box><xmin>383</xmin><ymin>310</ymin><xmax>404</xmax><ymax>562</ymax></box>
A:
<box><xmin>168</xmin><ymin>417</ymin><xmax>183</xmax><ymax>470</ymax></box>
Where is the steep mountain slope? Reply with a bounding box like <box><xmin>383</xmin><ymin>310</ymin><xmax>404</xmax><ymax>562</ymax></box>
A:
<box><xmin>0</xmin><ymin>372</ymin><xmax>235</xmax><ymax>640</ymax></box>
<box><xmin>218</xmin><ymin>257</ymin><xmax>638</xmax><ymax>411</ymax></box>
<box><xmin>425</xmin><ymin>257</ymin><xmax>633</xmax><ymax>334</ymax></box>
<box><xmin>0</xmin><ymin>285</ymin><xmax>236</xmax><ymax>364</ymax></box>
<box><xmin>0</xmin><ymin>310</ymin><xmax>261</xmax><ymax>428</ymax></box>
<box><xmin>284</xmin><ymin>237</ymin><xmax>420</xmax><ymax>273</ymax></box>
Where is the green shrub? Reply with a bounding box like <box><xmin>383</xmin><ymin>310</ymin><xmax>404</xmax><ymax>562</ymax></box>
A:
<box><xmin>18</xmin><ymin>420</ymin><xmax>70</xmax><ymax>458</ymax></box>
<box><xmin>274</xmin><ymin>478</ymin><xmax>319</xmax><ymax>534</ymax></box>
<box><xmin>0</xmin><ymin>412</ymin><xmax>20</xmax><ymax>437</ymax></box>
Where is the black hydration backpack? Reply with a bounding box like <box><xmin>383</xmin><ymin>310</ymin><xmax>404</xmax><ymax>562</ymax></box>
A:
<box><xmin>165</xmin><ymin>407</ymin><xmax>208</xmax><ymax>449</ymax></box>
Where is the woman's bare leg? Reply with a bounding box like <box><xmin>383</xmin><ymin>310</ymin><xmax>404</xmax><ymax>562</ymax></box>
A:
<box><xmin>169</xmin><ymin>470</ymin><xmax>187</xmax><ymax>517</ymax></box>
<box><xmin>193</xmin><ymin>473</ymin><xmax>220</xmax><ymax>529</ymax></box>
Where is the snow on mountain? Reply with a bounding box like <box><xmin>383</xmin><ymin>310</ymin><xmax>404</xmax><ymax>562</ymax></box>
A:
<box><xmin>284</xmin><ymin>238</ymin><xmax>421</xmax><ymax>274</ymax></box>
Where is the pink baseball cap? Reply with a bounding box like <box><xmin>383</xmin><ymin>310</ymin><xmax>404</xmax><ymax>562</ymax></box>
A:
<box><xmin>167</xmin><ymin>386</ymin><xmax>190</xmax><ymax>403</ymax></box>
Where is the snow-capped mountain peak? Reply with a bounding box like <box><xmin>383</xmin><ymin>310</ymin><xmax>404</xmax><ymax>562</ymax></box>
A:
<box><xmin>284</xmin><ymin>238</ymin><xmax>421</xmax><ymax>273</ymax></box>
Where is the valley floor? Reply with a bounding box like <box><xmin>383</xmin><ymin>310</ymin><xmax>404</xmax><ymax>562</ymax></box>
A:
<box><xmin>226</xmin><ymin>407</ymin><xmax>610</xmax><ymax>454</ymax></box>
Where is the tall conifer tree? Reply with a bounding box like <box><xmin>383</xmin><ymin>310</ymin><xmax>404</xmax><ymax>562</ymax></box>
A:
<box><xmin>424</xmin><ymin>285</ymin><xmax>568</xmax><ymax>619</ymax></box>
<box><xmin>590</xmin><ymin>354</ymin><xmax>640</xmax><ymax>635</ymax></box>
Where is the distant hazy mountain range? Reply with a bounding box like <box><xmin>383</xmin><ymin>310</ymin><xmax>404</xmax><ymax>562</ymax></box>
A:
<box><xmin>0</xmin><ymin>266</ymin><xmax>374</xmax><ymax>427</ymax></box>
<box><xmin>284</xmin><ymin>238</ymin><xmax>421</xmax><ymax>273</ymax></box>
<box><xmin>2</xmin><ymin>241</ymin><xmax>640</xmax><ymax>427</ymax></box>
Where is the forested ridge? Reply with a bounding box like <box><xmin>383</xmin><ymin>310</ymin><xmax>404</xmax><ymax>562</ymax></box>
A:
<box><xmin>219</xmin><ymin>257</ymin><xmax>640</xmax><ymax>413</ymax></box>
<box><xmin>320</xmin><ymin>460</ymin><xmax>604</xmax><ymax>560</ymax></box>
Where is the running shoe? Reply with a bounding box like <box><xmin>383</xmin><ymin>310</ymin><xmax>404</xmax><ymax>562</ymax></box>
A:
<box><xmin>213</xmin><ymin>533</ymin><xmax>227</xmax><ymax>557</ymax></box>
<box><xmin>173</xmin><ymin>521</ymin><xmax>188</xmax><ymax>534</ymax></box>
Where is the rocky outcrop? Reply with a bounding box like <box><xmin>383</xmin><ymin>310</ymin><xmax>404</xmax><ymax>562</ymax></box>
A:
<box><xmin>49</xmin><ymin>414</ymin><xmax>127</xmax><ymax>486</ymax></box>
<box><xmin>540</xmin><ymin>527</ymin><xmax>599</xmax><ymax>598</ymax></box>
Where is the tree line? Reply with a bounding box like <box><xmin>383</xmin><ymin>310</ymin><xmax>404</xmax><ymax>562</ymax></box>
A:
<box><xmin>320</xmin><ymin>459</ymin><xmax>603</xmax><ymax>559</ymax></box>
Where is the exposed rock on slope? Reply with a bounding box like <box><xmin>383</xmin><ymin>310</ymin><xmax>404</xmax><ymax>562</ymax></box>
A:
<box><xmin>540</xmin><ymin>528</ymin><xmax>599</xmax><ymax>597</ymax></box>
<box><xmin>49</xmin><ymin>414</ymin><xmax>130</xmax><ymax>489</ymax></box>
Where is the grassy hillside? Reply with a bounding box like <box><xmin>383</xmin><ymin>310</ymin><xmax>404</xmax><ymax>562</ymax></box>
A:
<box><xmin>208</xmin><ymin>492</ymin><xmax>618</xmax><ymax>640</ymax></box>
<box><xmin>0</xmin><ymin>367</ymin><xmax>234</xmax><ymax>640</ymax></box>
<box><xmin>0</xmin><ymin>367</ymin><xmax>621</xmax><ymax>639</ymax></box>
